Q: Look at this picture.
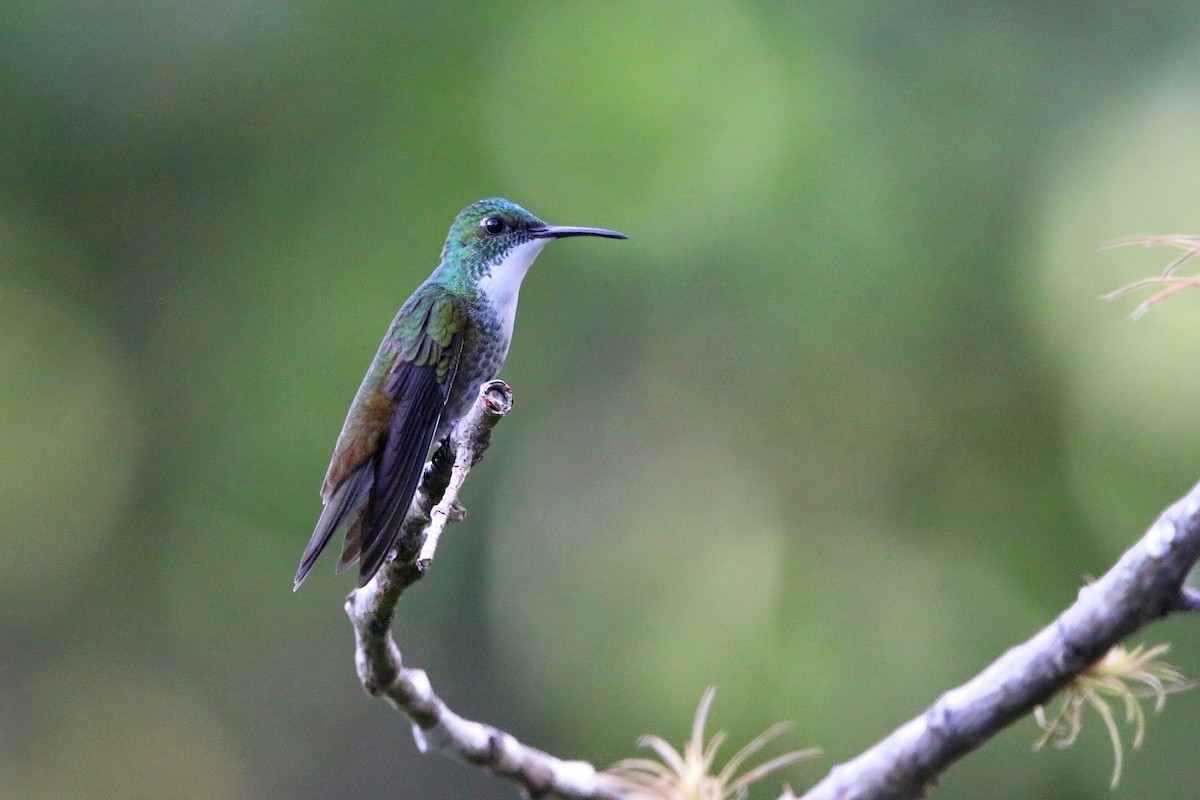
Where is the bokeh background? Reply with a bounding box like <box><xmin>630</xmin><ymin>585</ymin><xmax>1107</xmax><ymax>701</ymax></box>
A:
<box><xmin>4</xmin><ymin>2</ymin><xmax>1200</xmax><ymax>798</ymax></box>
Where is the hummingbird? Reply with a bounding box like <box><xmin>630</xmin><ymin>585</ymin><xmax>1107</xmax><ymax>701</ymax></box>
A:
<box><xmin>294</xmin><ymin>198</ymin><xmax>627</xmax><ymax>590</ymax></box>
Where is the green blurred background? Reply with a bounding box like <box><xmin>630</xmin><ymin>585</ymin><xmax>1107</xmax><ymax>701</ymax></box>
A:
<box><xmin>4</xmin><ymin>2</ymin><xmax>1200</xmax><ymax>798</ymax></box>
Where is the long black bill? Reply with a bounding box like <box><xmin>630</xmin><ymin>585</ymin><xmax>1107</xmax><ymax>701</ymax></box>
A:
<box><xmin>530</xmin><ymin>224</ymin><xmax>628</xmax><ymax>240</ymax></box>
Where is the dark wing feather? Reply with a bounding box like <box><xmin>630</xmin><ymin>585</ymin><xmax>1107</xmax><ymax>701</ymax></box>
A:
<box><xmin>352</xmin><ymin>355</ymin><xmax>457</xmax><ymax>586</ymax></box>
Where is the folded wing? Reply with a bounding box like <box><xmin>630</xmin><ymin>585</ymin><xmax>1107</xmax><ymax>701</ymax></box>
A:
<box><xmin>293</xmin><ymin>287</ymin><xmax>466</xmax><ymax>589</ymax></box>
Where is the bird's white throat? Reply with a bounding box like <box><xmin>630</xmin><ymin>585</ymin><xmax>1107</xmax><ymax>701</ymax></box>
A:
<box><xmin>477</xmin><ymin>238</ymin><xmax>549</xmax><ymax>341</ymax></box>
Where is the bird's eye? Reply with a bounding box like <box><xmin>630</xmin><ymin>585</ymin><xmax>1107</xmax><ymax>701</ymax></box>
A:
<box><xmin>482</xmin><ymin>216</ymin><xmax>506</xmax><ymax>235</ymax></box>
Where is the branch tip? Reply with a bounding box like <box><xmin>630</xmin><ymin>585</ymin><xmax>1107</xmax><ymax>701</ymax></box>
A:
<box><xmin>1173</xmin><ymin>586</ymin><xmax>1200</xmax><ymax>613</ymax></box>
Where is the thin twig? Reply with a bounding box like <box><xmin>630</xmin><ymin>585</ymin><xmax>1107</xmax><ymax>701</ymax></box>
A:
<box><xmin>1102</xmin><ymin>235</ymin><xmax>1200</xmax><ymax>319</ymax></box>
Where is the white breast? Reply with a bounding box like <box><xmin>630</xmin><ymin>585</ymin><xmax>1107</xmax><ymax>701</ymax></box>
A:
<box><xmin>476</xmin><ymin>238</ymin><xmax>549</xmax><ymax>341</ymax></box>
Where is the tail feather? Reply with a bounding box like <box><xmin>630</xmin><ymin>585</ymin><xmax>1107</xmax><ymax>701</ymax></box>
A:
<box><xmin>293</xmin><ymin>463</ymin><xmax>373</xmax><ymax>590</ymax></box>
<box><xmin>335</xmin><ymin>518</ymin><xmax>364</xmax><ymax>574</ymax></box>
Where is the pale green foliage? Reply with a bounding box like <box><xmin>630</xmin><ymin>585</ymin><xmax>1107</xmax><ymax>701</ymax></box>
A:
<box><xmin>604</xmin><ymin>687</ymin><xmax>819</xmax><ymax>800</ymax></box>
<box><xmin>1033</xmin><ymin>643</ymin><xmax>1194</xmax><ymax>787</ymax></box>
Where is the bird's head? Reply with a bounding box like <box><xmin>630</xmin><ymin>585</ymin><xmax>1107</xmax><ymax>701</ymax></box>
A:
<box><xmin>439</xmin><ymin>198</ymin><xmax>626</xmax><ymax>290</ymax></box>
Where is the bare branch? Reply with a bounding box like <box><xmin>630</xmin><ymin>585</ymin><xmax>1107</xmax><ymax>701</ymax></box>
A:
<box><xmin>344</xmin><ymin>380</ymin><xmax>626</xmax><ymax>799</ymax></box>
<box><xmin>1174</xmin><ymin>585</ymin><xmax>1200</xmax><ymax>613</ymax></box>
<box><xmin>796</xmin><ymin>479</ymin><xmax>1200</xmax><ymax>800</ymax></box>
<box><xmin>341</xmin><ymin>379</ymin><xmax>1200</xmax><ymax>800</ymax></box>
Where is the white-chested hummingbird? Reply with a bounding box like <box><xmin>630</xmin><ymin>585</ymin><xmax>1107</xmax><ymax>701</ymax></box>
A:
<box><xmin>294</xmin><ymin>198</ymin><xmax>627</xmax><ymax>589</ymax></box>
